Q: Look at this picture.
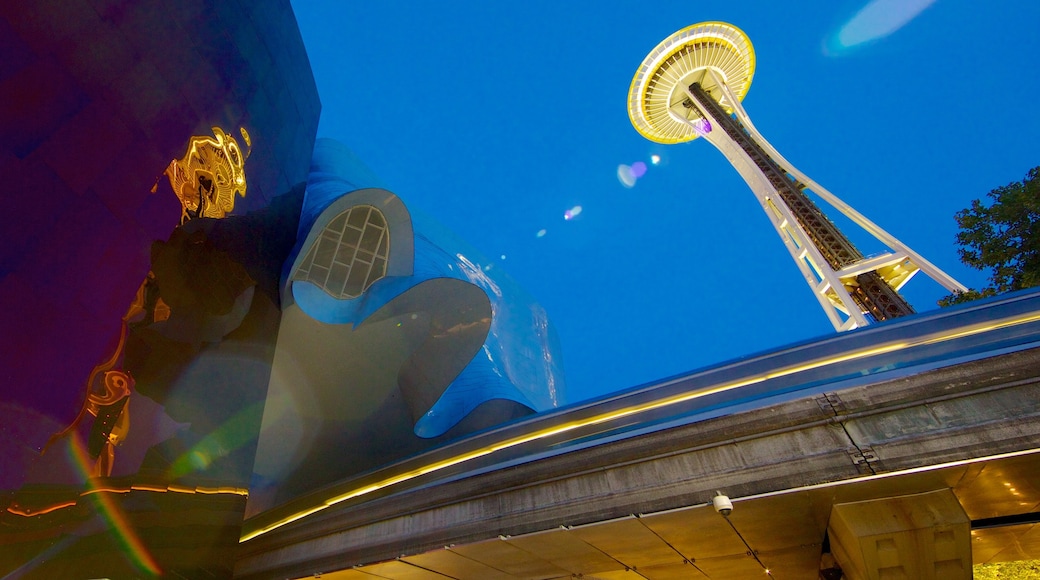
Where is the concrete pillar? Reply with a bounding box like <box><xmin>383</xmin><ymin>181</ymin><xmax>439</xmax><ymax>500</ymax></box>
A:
<box><xmin>828</xmin><ymin>489</ymin><xmax>971</xmax><ymax>579</ymax></box>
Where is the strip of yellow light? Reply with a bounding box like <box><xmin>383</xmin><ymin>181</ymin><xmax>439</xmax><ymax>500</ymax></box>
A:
<box><xmin>5</xmin><ymin>500</ymin><xmax>79</xmax><ymax>517</ymax></box>
<box><xmin>734</xmin><ymin>447</ymin><xmax>1040</xmax><ymax>505</ymax></box>
<box><xmin>239</xmin><ymin>309</ymin><xmax>1038</xmax><ymax>542</ymax></box>
<box><xmin>918</xmin><ymin>312</ymin><xmax>1040</xmax><ymax>345</ymax></box>
<box><xmin>7</xmin><ymin>483</ymin><xmax>248</xmax><ymax>517</ymax></box>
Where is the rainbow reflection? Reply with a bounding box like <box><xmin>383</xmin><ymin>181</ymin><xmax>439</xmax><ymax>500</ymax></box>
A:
<box><xmin>67</xmin><ymin>438</ymin><xmax>162</xmax><ymax>576</ymax></box>
<box><xmin>826</xmin><ymin>0</ymin><xmax>936</xmax><ymax>55</ymax></box>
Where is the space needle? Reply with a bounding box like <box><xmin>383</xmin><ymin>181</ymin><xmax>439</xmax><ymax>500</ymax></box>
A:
<box><xmin>628</xmin><ymin>22</ymin><xmax>967</xmax><ymax>330</ymax></box>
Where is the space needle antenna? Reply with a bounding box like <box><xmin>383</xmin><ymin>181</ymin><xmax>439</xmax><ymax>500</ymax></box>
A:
<box><xmin>627</xmin><ymin>22</ymin><xmax>967</xmax><ymax>331</ymax></box>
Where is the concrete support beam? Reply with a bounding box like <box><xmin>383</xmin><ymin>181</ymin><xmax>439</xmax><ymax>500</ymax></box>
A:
<box><xmin>829</xmin><ymin>489</ymin><xmax>971</xmax><ymax>580</ymax></box>
<box><xmin>236</xmin><ymin>347</ymin><xmax>1040</xmax><ymax>579</ymax></box>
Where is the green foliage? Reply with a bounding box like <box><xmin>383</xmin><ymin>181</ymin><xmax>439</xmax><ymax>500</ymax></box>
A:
<box><xmin>938</xmin><ymin>287</ymin><xmax>997</xmax><ymax>307</ymax></box>
<box><xmin>974</xmin><ymin>560</ymin><xmax>1040</xmax><ymax>579</ymax></box>
<box><xmin>940</xmin><ymin>166</ymin><xmax>1040</xmax><ymax>306</ymax></box>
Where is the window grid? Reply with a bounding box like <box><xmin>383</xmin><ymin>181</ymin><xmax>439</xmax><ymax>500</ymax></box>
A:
<box><xmin>294</xmin><ymin>205</ymin><xmax>389</xmax><ymax>299</ymax></box>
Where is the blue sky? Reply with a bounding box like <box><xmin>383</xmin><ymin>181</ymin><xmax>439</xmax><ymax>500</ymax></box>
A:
<box><xmin>291</xmin><ymin>0</ymin><xmax>1040</xmax><ymax>403</ymax></box>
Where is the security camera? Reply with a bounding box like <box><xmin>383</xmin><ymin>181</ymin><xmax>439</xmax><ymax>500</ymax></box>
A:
<box><xmin>713</xmin><ymin>492</ymin><xmax>733</xmax><ymax>517</ymax></box>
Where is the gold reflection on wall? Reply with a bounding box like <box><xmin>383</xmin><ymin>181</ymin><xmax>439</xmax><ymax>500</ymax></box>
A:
<box><xmin>43</xmin><ymin>279</ymin><xmax>148</xmax><ymax>476</ymax></box>
<box><xmin>41</xmin><ymin>125</ymin><xmax>252</xmax><ymax>479</ymax></box>
<box><xmin>164</xmin><ymin>126</ymin><xmax>250</xmax><ymax>223</ymax></box>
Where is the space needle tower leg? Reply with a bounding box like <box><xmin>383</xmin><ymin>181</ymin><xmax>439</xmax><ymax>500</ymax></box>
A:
<box><xmin>627</xmin><ymin>22</ymin><xmax>967</xmax><ymax>331</ymax></box>
<box><xmin>684</xmin><ymin>79</ymin><xmax>915</xmax><ymax>328</ymax></box>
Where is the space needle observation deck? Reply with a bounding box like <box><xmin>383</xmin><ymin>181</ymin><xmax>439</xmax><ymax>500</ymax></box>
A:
<box><xmin>628</xmin><ymin>22</ymin><xmax>966</xmax><ymax>330</ymax></box>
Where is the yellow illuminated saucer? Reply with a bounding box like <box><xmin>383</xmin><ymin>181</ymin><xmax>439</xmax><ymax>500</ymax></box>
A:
<box><xmin>627</xmin><ymin>22</ymin><xmax>756</xmax><ymax>144</ymax></box>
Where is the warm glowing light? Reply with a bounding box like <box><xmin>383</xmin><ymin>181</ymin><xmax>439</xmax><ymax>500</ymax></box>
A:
<box><xmin>240</xmin><ymin>309</ymin><xmax>1040</xmax><ymax>543</ymax></box>
<box><xmin>164</xmin><ymin>126</ymin><xmax>250</xmax><ymax>223</ymax></box>
<box><xmin>7</xmin><ymin>480</ymin><xmax>249</xmax><ymax>517</ymax></box>
<box><xmin>628</xmin><ymin>22</ymin><xmax>755</xmax><ymax>144</ymax></box>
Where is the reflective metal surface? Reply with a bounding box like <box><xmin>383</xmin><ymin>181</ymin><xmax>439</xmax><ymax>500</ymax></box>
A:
<box><xmin>247</xmin><ymin>138</ymin><xmax>568</xmax><ymax>514</ymax></box>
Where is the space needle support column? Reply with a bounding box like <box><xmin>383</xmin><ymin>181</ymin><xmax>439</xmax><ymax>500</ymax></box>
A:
<box><xmin>684</xmin><ymin>82</ymin><xmax>915</xmax><ymax>323</ymax></box>
<box><xmin>627</xmin><ymin>22</ymin><xmax>968</xmax><ymax>331</ymax></box>
<box><xmin>710</xmin><ymin>75</ymin><xmax>969</xmax><ymax>298</ymax></box>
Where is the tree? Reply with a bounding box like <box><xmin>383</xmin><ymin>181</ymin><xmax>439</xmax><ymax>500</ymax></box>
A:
<box><xmin>939</xmin><ymin>166</ymin><xmax>1040</xmax><ymax>307</ymax></box>
<box><xmin>973</xmin><ymin>560</ymin><xmax>1040</xmax><ymax>580</ymax></box>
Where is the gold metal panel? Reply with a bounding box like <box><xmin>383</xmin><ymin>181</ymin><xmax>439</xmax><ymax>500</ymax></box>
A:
<box><xmin>953</xmin><ymin>454</ymin><xmax>1040</xmax><ymax>520</ymax></box>
<box><xmin>971</xmin><ymin>525</ymin><xmax>1033</xmax><ymax>564</ymax></box>
<box><xmin>583</xmin><ymin>570</ymin><xmax>647</xmax><ymax>580</ymax></box>
<box><xmin>754</xmin><ymin>545</ymin><xmax>826</xmax><ymax>577</ymax></box>
<box><xmin>307</xmin><ymin>569</ymin><xmax>380</xmax><ymax>579</ymax></box>
<box><xmin>639</xmin><ymin>508</ymin><xmax>748</xmax><ymax>559</ymax></box>
<box><xmin>691</xmin><ymin>553</ymin><xmax>771</xmax><ymax>578</ymax></box>
<box><xmin>569</xmin><ymin>517</ymin><xmax>683</xmax><ymax>568</ymax></box>
<box><xmin>449</xmin><ymin>538</ymin><xmax>570</xmax><ymax>579</ymax></box>
<box><xmin>985</xmin><ymin>523</ymin><xmax>1040</xmax><ymax>563</ymax></box>
<box><xmin>506</xmin><ymin>528</ymin><xmax>621</xmax><ymax>575</ymax></box>
<box><xmin>357</xmin><ymin>559</ymin><xmax>454</xmax><ymax>579</ymax></box>
<box><xmin>403</xmin><ymin>548</ymin><xmax>520</xmax><ymax>580</ymax></box>
<box><xmin>723</xmin><ymin>493</ymin><xmax>826</xmax><ymax>552</ymax></box>
<box><xmin>637</xmin><ymin>561</ymin><xmax>709</xmax><ymax>579</ymax></box>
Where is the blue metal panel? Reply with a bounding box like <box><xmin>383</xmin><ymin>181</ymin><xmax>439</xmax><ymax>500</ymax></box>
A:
<box><xmin>282</xmin><ymin>139</ymin><xmax>567</xmax><ymax>438</ymax></box>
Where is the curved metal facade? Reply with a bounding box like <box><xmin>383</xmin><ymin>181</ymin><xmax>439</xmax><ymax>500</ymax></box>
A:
<box><xmin>0</xmin><ymin>2</ymin><xmax>567</xmax><ymax>576</ymax></box>
<box><xmin>0</xmin><ymin>0</ymin><xmax>320</xmax><ymax>576</ymax></box>
<box><xmin>248</xmin><ymin>139</ymin><xmax>566</xmax><ymax>513</ymax></box>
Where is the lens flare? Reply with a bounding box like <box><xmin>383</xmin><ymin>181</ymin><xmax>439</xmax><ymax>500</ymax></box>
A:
<box><xmin>650</xmin><ymin>154</ymin><xmax>661</xmax><ymax>165</ymax></box>
<box><xmin>563</xmin><ymin>205</ymin><xmax>583</xmax><ymax>220</ymax></box>
<box><xmin>536</xmin><ymin>229</ymin><xmax>547</xmax><ymax>238</ymax></box>
<box><xmin>170</xmin><ymin>400</ymin><xmax>265</xmax><ymax>478</ymax></box>
<box><xmin>692</xmin><ymin>118</ymin><xmax>712</xmax><ymax>136</ymax></box>
<box><xmin>67</xmin><ymin>439</ymin><xmax>162</xmax><ymax>576</ymax></box>
<box><xmin>617</xmin><ymin>164</ymin><xmax>637</xmax><ymax>188</ymax></box>
<box><xmin>631</xmin><ymin>161</ymin><xmax>647</xmax><ymax>178</ymax></box>
<box><xmin>826</xmin><ymin>0</ymin><xmax>936</xmax><ymax>55</ymax></box>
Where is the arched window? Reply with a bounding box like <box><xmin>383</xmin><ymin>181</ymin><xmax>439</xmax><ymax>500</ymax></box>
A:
<box><xmin>293</xmin><ymin>205</ymin><xmax>389</xmax><ymax>298</ymax></box>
